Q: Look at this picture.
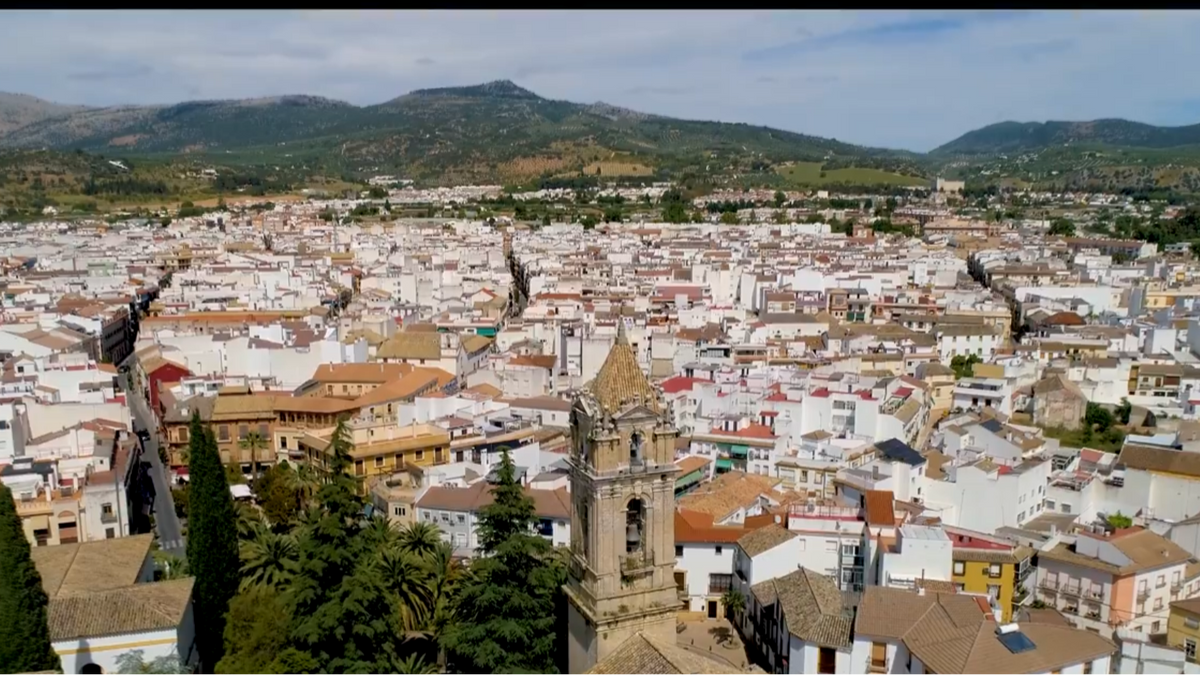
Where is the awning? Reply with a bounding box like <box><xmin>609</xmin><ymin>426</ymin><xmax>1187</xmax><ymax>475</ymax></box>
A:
<box><xmin>715</xmin><ymin>458</ymin><xmax>733</xmax><ymax>471</ymax></box>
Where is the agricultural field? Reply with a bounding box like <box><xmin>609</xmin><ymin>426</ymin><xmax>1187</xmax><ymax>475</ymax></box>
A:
<box><xmin>776</xmin><ymin>161</ymin><xmax>927</xmax><ymax>187</ymax></box>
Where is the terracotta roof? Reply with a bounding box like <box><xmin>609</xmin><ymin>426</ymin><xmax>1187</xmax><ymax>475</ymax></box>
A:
<box><xmin>416</xmin><ymin>482</ymin><xmax>571</xmax><ymax>520</ymax></box>
<box><xmin>856</xmin><ymin>586</ymin><xmax>1116</xmax><ymax>673</ymax></box>
<box><xmin>587</xmin><ymin>323</ymin><xmax>659</xmax><ymax>414</ymax></box>
<box><xmin>310</xmin><ymin>362</ymin><xmax>414</xmax><ymax>383</ymax></box>
<box><xmin>1117</xmin><ymin>444</ymin><xmax>1200</xmax><ymax>478</ymax></box>
<box><xmin>1038</xmin><ymin>527</ymin><xmax>1193</xmax><ymax>575</ymax></box>
<box><xmin>32</xmin><ymin>533</ymin><xmax>155</xmax><ymax>598</ymax></box>
<box><xmin>48</xmin><ymin>577</ymin><xmax>194</xmax><ymax>642</ymax></box>
<box><xmin>752</xmin><ymin>568</ymin><xmax>853</xmax><ymax>648</ymax></box>
<box><xmin>737</xmin><ymin>523</ymin><xmax>797</xmax><ymax>557</ymax></box>
<box><xmin>864</xmin><ymin>489</ymin><xmax>896</xmax><ymax>527</ymax></box>
<box><xmin>377</xmin><ymin>332</ymin><xmax>442</xmax><ymax>361</ymax></box>
<box><xmin>675</xmin><ymin>455</ymin><xmax>711</xmax><ymax>476</ymax></box>
<box><xmin>587</xmin><ymin>632</ymin><xmax>734</xmax><ymax>674</ymax></box>
<box><xmin>674</xmin><ymin>508</ymin><xmax>745</xmax><ymax>545</ymax></box>
<box><xmin>676</xmin><ymin>471</ymin><xmax>781</xmax><ymax>523</ymax></box>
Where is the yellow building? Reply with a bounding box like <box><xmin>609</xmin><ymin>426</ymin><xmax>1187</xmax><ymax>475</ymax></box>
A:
<box><xmin>298</xmin><ymin>418</ymin><xmax>450</xmax><ymax>484</ymax></box>
<box><xmin>949</xmin><ymin>533</ymin><xmax>1033</xmax><ymax>622</ymax></box>
<box><xmin>1168</xmin><ymin>598</ymin><xmax>1200</xmax><ymax>664</ymax></box>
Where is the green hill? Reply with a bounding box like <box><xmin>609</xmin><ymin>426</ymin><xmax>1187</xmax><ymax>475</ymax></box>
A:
<box><xmin>0</xmin><ymin>80</ymin><xmax>924</xmax><ymax>184</ymax></box>
<box><xmin>932</xmin><ymin>119</ymin><xmax>1200</xmax><ymax>156</ymax></box>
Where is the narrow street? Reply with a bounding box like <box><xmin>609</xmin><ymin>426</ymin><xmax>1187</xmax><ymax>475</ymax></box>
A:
<box><xmin>121</xmin><ymin>363</ymin><xmax>186</xmax><ymax>559</ymax></box>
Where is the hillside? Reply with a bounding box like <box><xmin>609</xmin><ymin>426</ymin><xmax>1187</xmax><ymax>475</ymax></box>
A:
<box><xmin>0</xmin><ymin>80</ymin><xmax>925</xmax><ymax>184</ymax></box>
<box><xmin>932</xmin><ymin>119</ymin><xmax>1200</xmax><ymax>156</ymax></box>
<box><xmin>0</xmin><ymin>93</ymin><xmax>90</xmax><ymax>136</ymax></box>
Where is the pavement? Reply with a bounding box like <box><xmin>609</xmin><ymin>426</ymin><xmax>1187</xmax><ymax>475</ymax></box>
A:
<box><xmin>121</xmin><ymin>363</ymin><xmax>185</xmax><ymax>559</ymax></box>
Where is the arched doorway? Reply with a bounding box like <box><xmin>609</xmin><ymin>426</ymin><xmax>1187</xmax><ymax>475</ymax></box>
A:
<box><xmin>80</xmin><ymin>663</ymin><xmax>103</xmax><ymax>674</ymax></box>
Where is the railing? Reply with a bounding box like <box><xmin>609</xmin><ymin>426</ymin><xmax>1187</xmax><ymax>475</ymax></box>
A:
<box><xmin>1083</xmin><ymin>587</ymin><xmax>1104</xmax><ymax>601</ymax></box>
<box><xmin>1172</xmin><ymin>582</ymin><xmax>1184</xmax><ymax>594</ymax></box>
<box><xmin>101</xmin><ymin>512</ymin><xmax>119</xmax><ymax>524</ymax></box>
<box><xmin>1137</xmin><ymin>590</ymin><xmax>1150</xmax><ymax>602</ymax></box>
<box><xmin>1060</xmin><ymin>584</ymin><xmax>1081</xmax><ymax>597</ymax></box>
<box><xmin>1086</xmin><ymin>610</ymin><xmax>1102</xmax><ymax>620</ymax></box>
<box><xmin>621</xmin><ymin>552</ymin><xmax>655</xmax><ymax>580</ymax></box>
<box><xmin>1039</xmin><ymin>578</ymin><xmax>1058</xmax><ymax>591</ymax></box>
<box><xmin>868</xmin><ymin>658</ymin><xmax>887</xmax><ymax>674</ymax></box>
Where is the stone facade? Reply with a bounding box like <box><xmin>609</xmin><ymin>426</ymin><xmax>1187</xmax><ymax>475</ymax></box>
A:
<box><xmin>565</xmin><ymin>326</ymin><xmax>682</xmax><ymax>674</ymax></box>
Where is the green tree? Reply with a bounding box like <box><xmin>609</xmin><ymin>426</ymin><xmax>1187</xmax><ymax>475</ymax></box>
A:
<box><xmin>286</xmin><ymin>419</ymin><xmax>414</xmax><ymax>671</ymax></box>
<box><xmin>217</xmin><ymin>585</ymin><xmax>293</xmax><ymax>674</ymax></box>
<box><xmin>186</xmin><ymin>413</ymin><xmax>241</xmax><ymax>670</ymax></box>
<box><xmin>1085</xmin><ymin>402</ymin><xmax>1114</xmax><ymax>433</ymax></box>
<box><xmin>722</xmin><ymin>588</ymin><xmax>746</xmax><ymax>619</ymax></box>
<box><xmin>239</xmin><ymin>528</ymin><xmax>299</xmax><ymax>592</ymax></box>
<box><xmin>1048</xmin><ymin>218</ymin><xmax>1076</xmax><ymax>237</ymax></box>
<box><xmin>1116</xmin><ymin>397</ymin><xmax>1133</xmax><ymax>425</ymax></box>
<box><xmin>720</xmin><ymin>210</ymin><xmax>740</xmax><ymax>225</ymax></box>
<box><xmin>441</xmin><ymin>450</ymin><xmax>565</xmax><ymax>673</ymax></box>
<box><xmin>256</xmin><ymin>462</ymin><xmax>302</xmax><ymax>530</ymax></box>
<box><xmin>950</xmin><ymin>354</ymin><xmax>982</xmax><ymax>379</ymax></box>
<box><xmin>1106</xmin><ymin>512</ymin><xmax>1133</xmax><ymax>530</ymax></box>
<box><xmin>114</xmin><ymin>648</ymin><xmax>182</xmax><ymax>674</ymax></box>
<box><xmin>0</xmin><ymin>484</ymin><xmax>61</xmax><ymax>673</ymax></box>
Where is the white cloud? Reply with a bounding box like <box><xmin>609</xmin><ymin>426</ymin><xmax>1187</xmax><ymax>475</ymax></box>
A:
<box><xmin>0</xmin><ymin>10</ymin><xmax>1195</xmax><ymax>151</ymax></box>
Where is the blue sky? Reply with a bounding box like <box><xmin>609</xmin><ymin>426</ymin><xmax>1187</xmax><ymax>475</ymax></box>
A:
<box><xmin>1</xmin><ymin>10</ymin><xmax>1197</xmax><ymax>151</ymax></box>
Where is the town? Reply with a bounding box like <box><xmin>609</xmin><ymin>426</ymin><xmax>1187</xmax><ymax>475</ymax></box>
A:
<box><xmin>4</xmin><ymin>174</ymin><xmax>1200</xmax><ymax>674</ymax></box>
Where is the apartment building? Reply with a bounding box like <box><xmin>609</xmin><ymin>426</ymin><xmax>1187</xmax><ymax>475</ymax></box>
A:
<box><xmin>1036</xmin><ymin>527</ymin><xmax>1199</xmax><ymax>637</ymax></box>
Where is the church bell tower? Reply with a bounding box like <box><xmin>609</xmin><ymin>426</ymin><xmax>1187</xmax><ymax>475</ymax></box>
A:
<box><xmin>564</xmin><ymin>322</ymin><xmax>680</xmax><ymax>674</ymax></box>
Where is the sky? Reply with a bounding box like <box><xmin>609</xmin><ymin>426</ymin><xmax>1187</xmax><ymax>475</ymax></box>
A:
<box><xmin>1</xmin><ymin>10</ymin><xmax>1199</xmax><ymax>152</ymax></box>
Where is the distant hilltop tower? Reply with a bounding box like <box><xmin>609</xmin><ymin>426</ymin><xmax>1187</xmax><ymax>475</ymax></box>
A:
<box><xmin>564</xmin><ymin>320</ymin><xmax>682</xmax><ymax>673</ymax></box>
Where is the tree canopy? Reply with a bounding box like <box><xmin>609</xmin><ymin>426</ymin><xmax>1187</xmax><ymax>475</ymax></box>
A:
<box><xmin>0</xmin><ymin>483</ymin><xmax>61</xmax><ymax>673</ymax></box>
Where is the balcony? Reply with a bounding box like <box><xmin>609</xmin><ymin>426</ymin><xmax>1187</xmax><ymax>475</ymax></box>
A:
<box><xmin>1083</xmin><ymin>587</ymin><xmax>1104</xmax><ymax>602</ymax></box>
<box><xmin>1060</xmin><ymin>584</ymin><xmax>1082</xmax><ymax>597</ymax></box>
<box><xmin>1173</xmin><ymin>582</ymin><xmax>1184</xmax><ymax>595</ymax></box>
<box><xmin>621</xmin><ymin>552</ymin><xmax>655</xmax><ymax>580</ymax></box>
<box><xmin>1086</xmin><ymin>610</ymin><xmax>1102</xmax><ymax>621</ymax></box>
<box><xmin>1138</xmin><ymin>590</ymin><xmax>1150</xmax><ymax>602</ymax></box>
<box><xmin>101</xmin><ymin>512</ymin><xmax>119</xmax><ymax>524</ymax></box>
<box><xmin>1039</xmin><ymin>578</ymin><xmax>1058</xmax><ymax>592</ymax></box>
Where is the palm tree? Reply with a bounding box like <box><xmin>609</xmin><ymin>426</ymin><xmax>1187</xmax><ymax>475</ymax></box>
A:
<box><xmin>239</xmin><ymin>528</ymin><xmax>298</xmax><ymax>591</ymax></box>
<box><xmin>376</xmin><ymin>546</ymin><xmax>433</xmax><ymax>633</ymax></box>
<box><xmin>363</xmin><ymin>513</ymin><xmax>400</xmax><ymax>550</ymax></box>
<box><xmin>395</xmin><ymin>653</ymin><xmax>438</xmax><ymax>675</ymax></box>
<box><xmin>722</xmin><ymin>588</ymin><xmax>746</xmax><ymax>619</ymax></box>
<box><xmin>420</xmin><ymin>540</ymin><xmax>463</xmax><ymax>666</ymax></box>
<box><xmin>235</xmin><ymin>501</ymin><xmax>266</xmax><ymax>540</ymax></box>
<box><xmin>239</xmin><ymin>430</ymin><xmax>269</xmax><ymax>479</ymax></box>
<box><xmin>398</xmin><ymin>521</ymin><xmax>442</xmax><ymax>559</ymax></box>
<box><xmin>285</xmin><ymin>462</ymin><xmax>323</xmax><ymax>511</ymax></box>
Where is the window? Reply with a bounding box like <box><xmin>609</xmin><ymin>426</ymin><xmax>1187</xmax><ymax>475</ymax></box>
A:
<box><xmin>238</xmin><ymin>424</ymin><xmax>249</xmax><ymax>440</ymax></box>
<box><xmin>988</xmin><ymin>563</ymin><xmax>1002</xmax><ymax>578</ymax></box>
<box><xmin>101</xmin><ymin>503</ymin><xmax>114</xmax><ymax>516</ymax></box>
<box><xmin>987</xmin><ymin>584</ymin><xmax>1001</xmax><ymax>600</ymax></box>
<box><xmin>715</xmin><ymin>546</ymin><xmax>723</xmax><ymax>555</ymax></box>
<box><xmin>218</xmin><ymin>425</ymin><xmax>230</xmax><ymax>442</ymax></box>
<box><xmin>178</xmin><ymin>427</ymin><xmax>189</xmax><ymax>443</ymax></box>
<box><xmin>258</xmin><ymin>423</ymin><xmax>269</xmax><ymax>438</ymax></box>
<box><xmin>675</xmin><ymin>545</ymin><xmax>684</xmax><ymax>557</ymax></box>
<box><xmin>393</xmin><ymin>506</ymin><xmax>406</xmax><ymax>517</ymax></box>
<box><xmin>1186</xmin><ymin>616</ymin><xmax>1199</xmax><ymax>630</ymax></box>
<box><xmin>869</xmin><ymin>642</ymin><xmax>887</xmax><ymax>673</ymax></box>
<box><xmin>1186</xmin><ymin>638</ymin><xmax>1196</xmax><ymax>661</ymax></box>
<box><xmin>457</xmin><ymin>514</ymin><xmax>466</xmax><ymax>524</ymax></box>
<box><xmin>374</xmin><ymin>456</ymin><xmax>384</xmax><ymax>468</ymax></box>
<box><xmin>105</xmin><ymin>527</ymin><xmax>115</xmax><ymax>539</ymax></box>
<box><xmin>1154</xmin><ymin>598</ymin><xmax>1164</xmax><ymax>611</ymax></box>
<box><xmin>708</xmin><ymin>573</ymin><xmax>733</xmax><ymax>594</ymax></box>
<box><xmin>1083</xmin><ymin>660</ymin><xmax>1092</xmax><ymax>674</ymax></box>
<box><xmin>415</xmin><ymin>450</ymin><xmax>424</xmax><ymax>461</ymax></box>
<box><xmin>1158</xmin><ymin>574</ymin><xmax>1167</xmax><ymax>588</ymax></box>
<box><xmin>1062</xmin><ymin>503</ymin><xmax>1072</xmax><ymax>514</ymax></box>
<box><xmin>1152</xmin><ymin>620</ymin><xmax>1161</xmax><ymax>633</ymax></box>
<box><xmin>630</xmin><ymin>431</ymin><xmax>644</xmax><ymax>465</ymax></box>
<box><xmin>953</xmin><ymin>561</ymin><xmax>965</xmax><ymax>576</ymax></box>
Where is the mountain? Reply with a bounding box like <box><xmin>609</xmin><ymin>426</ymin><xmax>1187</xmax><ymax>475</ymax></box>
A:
<box><xmin>0</xmin><ymin>80</ymin><xmax>922</xmax><ymax>183</ymax></box>
<box><xmin>0</xmin><ymin>93</ymin><xmax>90</xmax><ymax>136</ymax></box>
<box><xmin>932</xmin><ymin>119</ymin><xmax>1200</xmax><ymax>156</ymax></box>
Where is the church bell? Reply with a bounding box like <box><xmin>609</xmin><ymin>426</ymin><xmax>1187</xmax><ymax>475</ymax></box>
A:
<box><xmin>626</xmin><ymin>522</ymin><xmax>641</xmax><ymax>548</ymax></box>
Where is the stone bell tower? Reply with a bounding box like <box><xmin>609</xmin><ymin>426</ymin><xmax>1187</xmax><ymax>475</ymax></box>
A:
<box><xmin>564</xmin><ymin>321</ymin><xmax>680</xmax><ymax>674</ymax></box>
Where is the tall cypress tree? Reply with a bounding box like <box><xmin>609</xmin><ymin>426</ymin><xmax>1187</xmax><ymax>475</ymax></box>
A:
<box><xmin>0</xmin><ymin>483</ymin><xmax>61</xmax><ymax>673</ymax></box>
<box><xmin>441</xmin><ymin>450</ymin><xmax>565</xmax><ymax>673</ymax></box>
<box><xmin>185</xmin><ymin>412</ymin><xmax>240</xmax><ymax>672</ymax></box>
